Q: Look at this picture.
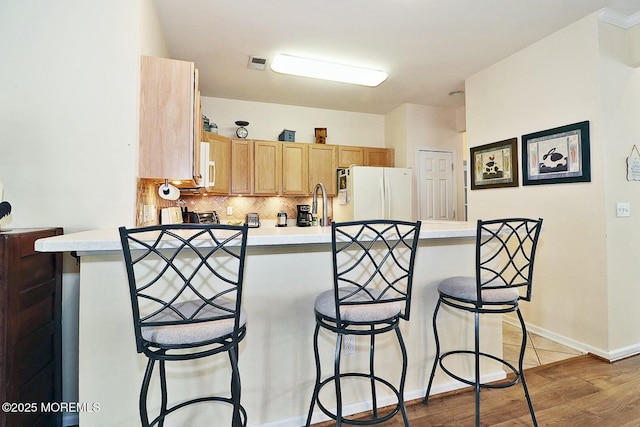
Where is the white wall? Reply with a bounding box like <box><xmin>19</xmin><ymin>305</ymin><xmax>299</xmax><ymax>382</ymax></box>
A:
<box><xmin>139</xmin><ymin>0</ymin><xmax>169</xmax><ymax>58</ymax></box>
<box><xmin>385</xmin><ymin>104</ymin><xmax>465</xmax><ymax>220</ymax></box>
<box><xmin>466</xmin><ymin>13</ymin><xmax>640</xmax><ymax>359</ymax></box>
<box><xmin>0</xmin><ymin>1</ymin><xmax>148</xmax><ymax>418</ymax></box>
<box><xmin>599</xmin><ymin>22</ymin><xmax>640</xmax><ymax>354</ymax></box>
<box><xmin>201</xmin><ymin>97</ymin><xmax>385</xmax><ymax>146</ymax></box>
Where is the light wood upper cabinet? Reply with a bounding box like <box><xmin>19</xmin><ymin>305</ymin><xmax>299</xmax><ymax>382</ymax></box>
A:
<box><xmin>254</xmin><ymin>141</ymin><xmax>282</xmax><ymax>195</ymax></box>
<box><xmin>282</xmin><ymin>143</ymin><xmax>308</xmax><ymax>196</ymax></box>
<box><xmin>308</xmin><ymin>144</ymin><xmax>338</xmax><ymax>196</ymax></box>
<box><xmin>204</xmin><ymin>133</ymin><xmax>230</xmax><ymax>194</ymax></box>
<box><xmin>139</xmin><ymin>56</ymin><xmax>201</xmax><ymax>185</ymax></box>
<box><xmin>230</xmin><ymin>139</ymin><xmax>253</xmax><ymax>195</ymax></box>
<box><xmin>193</xmin><ymin>69</ymin><xmax>203</xmax><ymax>183</ymax></box>
<box><xmin>365</xmin><ymin>147</ymin><xmax>395</xmax><ymax>167</ymax></box>
<box><xmin>338</xmin><ymin>146</ymin><xmax>365</xmax><ymax>168</ymax></box>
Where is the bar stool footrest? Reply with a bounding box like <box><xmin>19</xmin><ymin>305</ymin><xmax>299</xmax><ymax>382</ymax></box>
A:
<box><xmin>314</xmin><ymin>373</ymin><xmax>403</xmax><ymax>426</ymax></box>
<box><xmin>149</xmin><ymin>396</ymin><xmax>247</xmax><ymax>427</ymax></box>
<box><xmin>439</xmin><ymin>350</ymin><xmax>521</xmax><ymax>390</ymax></box>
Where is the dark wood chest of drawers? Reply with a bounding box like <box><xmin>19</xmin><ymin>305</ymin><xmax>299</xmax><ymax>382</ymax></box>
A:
<box><xmin>0</xmin><ymin>228</ymin><xmax>62</xmax><ymax>427</ymax></box>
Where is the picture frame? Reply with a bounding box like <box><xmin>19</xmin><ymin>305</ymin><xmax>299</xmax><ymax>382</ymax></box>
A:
<box><xmin>470</xmin><ymin>138</ymin><xmax>519</xmax><ymax>190</ymax></box>
<box><xmin>521</xmin><ymin>121</ymin><xmax>590</xmax><ymax>186</ymax></box>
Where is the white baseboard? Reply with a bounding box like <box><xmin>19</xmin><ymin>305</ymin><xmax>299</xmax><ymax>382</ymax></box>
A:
<box><xmin>503</xmin><ymin>317</ymin><xmax>640</xmax><ymax>362</ymax></box>
<box><xmin>257</xmin><ymin>370</ymin><xmax>506</xmax><ymax>427</ymax></box>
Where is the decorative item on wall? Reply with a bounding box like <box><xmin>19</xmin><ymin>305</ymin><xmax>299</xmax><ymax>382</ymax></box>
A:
<box><xmin>235</xmin><ymin>121</ymin><xmax>249</xmax><ymax>139</ymax></box>
<box><xmin>470</xmin><ymin>138</ymin><xmax>519</xmax><ymax>190</ymax></box>
<box><xmin>626</xmin><ymin>145</ymin><xmax>640</xmax><ymax>181</ymax></box>
<box><xmin>522</xmin><ymin>121</ymin><xmax>591</xmax><ymax>186</ymax></box>
<box><xmin>315</xmin><ymin>128</ymin><xmax>327</xmax><ymax>144</ymax></box>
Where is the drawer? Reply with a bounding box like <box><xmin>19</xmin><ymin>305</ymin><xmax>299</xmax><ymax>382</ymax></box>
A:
<box><xmin>17</xmin><ymin>292</ymin><xmax>55</xmax><ymax>338</ymax></box>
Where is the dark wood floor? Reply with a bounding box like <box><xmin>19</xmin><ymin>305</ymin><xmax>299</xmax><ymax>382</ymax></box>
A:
<box><xmin>312</xmin><ymin>354</ymin><xmax>640</xmax><ymax>426</ymax></box>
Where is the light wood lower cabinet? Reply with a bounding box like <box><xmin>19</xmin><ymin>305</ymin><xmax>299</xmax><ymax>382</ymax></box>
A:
<box><xmin>308</xmin><ymin>144</ymin><xmax>338</xmax><ymax>196</ymax></box>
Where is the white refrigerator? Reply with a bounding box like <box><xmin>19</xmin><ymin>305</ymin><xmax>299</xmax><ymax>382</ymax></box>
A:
<box><xmin>333</xmin><ymin>166</ymin><xmax>413</xmax><ymax>222</ymax></box>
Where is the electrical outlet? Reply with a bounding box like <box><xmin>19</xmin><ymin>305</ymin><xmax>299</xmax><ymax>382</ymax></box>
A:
<box><xmin>227</xmin><ymin>206</ymin><xmax>233</xmax><ymax>216</ymax></box>
<box><xmin>343</xmin><ymin>335</ymin><xmax>356</xmax><ymax>355</ymax></box>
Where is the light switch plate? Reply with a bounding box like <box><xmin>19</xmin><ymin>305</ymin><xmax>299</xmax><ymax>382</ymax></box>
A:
<box><xmin>616</xmin><ymin>202</ymin><xmax>631</xmax><ymax>217</ymax></box>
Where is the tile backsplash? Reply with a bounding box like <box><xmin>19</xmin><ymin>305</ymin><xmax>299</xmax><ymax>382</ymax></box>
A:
<box><xmin>136</xmin><ymin>179</ymin><xmax>333</xmax><ymax>226</ymax></box>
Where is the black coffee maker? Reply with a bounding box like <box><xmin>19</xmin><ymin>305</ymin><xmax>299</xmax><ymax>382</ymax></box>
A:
<box><xmin>296</xmin><ymin>204</ymin><xmax>312</xmax><ymax>227</ymax></box>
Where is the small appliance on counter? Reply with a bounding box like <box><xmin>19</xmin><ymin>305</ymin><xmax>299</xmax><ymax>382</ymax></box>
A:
<box><xmin>296</xmin><ymin>205</ymin><xmax>312</xmax><ymax>227</ymax></box>
<box><xmin>188</xmin><ymin>211</ymin><xmax>220</xmax><ymax>224</ymax></box>
<box><xmin>160</xmin><ymin>207</ymin><xmax>183</xmax><ymax>224</ymax></box>
<box><xmin>277</xmin><ymin>212</ymin><xmax>288</xmax><ymax>227</ymax></box>
<box><xmin>246</xmin><ymin>213</ymin><xmax>260</xmax><ymax>228</ymax></box>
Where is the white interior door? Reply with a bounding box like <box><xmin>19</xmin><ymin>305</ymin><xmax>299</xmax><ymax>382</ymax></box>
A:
<box><xmin>418</xmin><ymin>149</ymin><xmax>455</xmax><ymax>220</ymax></box>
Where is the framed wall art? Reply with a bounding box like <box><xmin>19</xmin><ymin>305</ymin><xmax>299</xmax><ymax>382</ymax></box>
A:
<box><xmin>521</xmin><ymin>121</ymin><xmax>590</xmax><ymax>186</ymax></box>
<box><xmin>470</xmin><ymin>138</ymin><xmax>519</xmax><ymax>190</ymax></box>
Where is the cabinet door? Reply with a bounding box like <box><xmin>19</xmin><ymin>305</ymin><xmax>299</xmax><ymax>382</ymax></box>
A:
<box><xmin>254</xmin><ymin>141</ymin><xmax>282</xmax><ymax>195</ymax></box>
<box><xmin>205</xmin><ymin>133</ymin><xmax>230</xmax><ymax>194</ymax></box>
<box><xmin>308</xmin><ymin>144</ymin><xmax>337</xmax><ymax>196</ymax></box>
<box><xmin>230</xmin><ymin>139</ymin><xmax>253</xmax><ymax>195</ymax></box>
<box><xmin>283</xmin><ymin>143</ymin><xmax>308</xmax><ymax>195</ymax></box>
<box><xmin>338</xmin><ymin>146</ymin><xmax>365</xmax><ymax>168</ymax></box>
<box><xmin>365</xmin><ymin>147</ymin><xmax>395</xmax><ymax>167</ymax></box>
<box><xmin>139</xmin><ymin>56</ymin><xmax>195</xmax><ymax>181</ymax></box>
<box><xmin>192</xmin><ymin>69</ymin><xmax>203</xmax><ymax>185</ymax></box>
<box><xmin>0</xmin><ymin>228</ymin><xmax>63</xmax><ymax>427</ymax></box>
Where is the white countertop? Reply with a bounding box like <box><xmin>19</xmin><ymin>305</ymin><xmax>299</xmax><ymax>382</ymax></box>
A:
<box><xmin>34</xmin><ymin>220</ymin><xmax>476</xmax><ymax>253</ymax></box>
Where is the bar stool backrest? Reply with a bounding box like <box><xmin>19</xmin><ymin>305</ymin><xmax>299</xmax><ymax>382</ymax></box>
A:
<box><xmin>331</xmin><ymin>220</ymin><xmax>422</xmax><ymax>322</ymax></box>
<box><xmin>119</xmin><ymin>224</ymin><xmax>249</xmax><ymax>353</ymax></box>
<box><xmin>476</xmin><ymin>218</ymin><xmax>543</xmax><ymax>303</ymax></box>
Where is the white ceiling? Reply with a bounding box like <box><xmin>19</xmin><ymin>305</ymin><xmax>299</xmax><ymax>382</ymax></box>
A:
<box><xmin>155</xmin><ymin>0</ymin><xmax>640</xmax><ymax>115</ymax></box>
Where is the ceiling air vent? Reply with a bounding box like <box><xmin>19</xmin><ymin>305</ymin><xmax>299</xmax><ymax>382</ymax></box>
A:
<box><xmin>248</xmin><ymin>56</ymin><xmax>267</xmax><ymax>71</ymax></box>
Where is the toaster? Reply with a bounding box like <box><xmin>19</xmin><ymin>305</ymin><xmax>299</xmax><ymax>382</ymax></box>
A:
<box><xmin>246</xmin><ymin>213</ymin><xmax>260</xmax><ymax>228</ymax></box>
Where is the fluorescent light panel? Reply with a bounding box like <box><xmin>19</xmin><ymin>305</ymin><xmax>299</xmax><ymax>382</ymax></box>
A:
<box><xmin>270</xmin><ymin>54</ymin><xmax>387</xmax><ymax>87</ymax></box>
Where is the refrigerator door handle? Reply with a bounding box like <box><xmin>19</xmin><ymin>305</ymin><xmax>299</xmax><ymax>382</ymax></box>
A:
<box><xmin>380</xmin><ymin>175</ymin><xmax>385</xmax><ymax>218</ymax></box>
<box><xmin>385</xmin><ymin>179</ymin><xmax>391</xmax><ymax>219</ymax></box>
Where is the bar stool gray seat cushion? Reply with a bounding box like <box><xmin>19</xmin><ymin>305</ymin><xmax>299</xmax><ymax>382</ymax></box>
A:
<box><xmin>439</xmin><ymin>276</ymin><xmax>519</xmax><ymax>303</ymax></box>
<box><xmin>141</xmin><ymin>299</ymin><xmax>248</xmax><ymax>345</ymax></box>
<box><xmin>315</xmin><ymin>287</ymin><xmax>404</xmax><ymax>322</ymax></box>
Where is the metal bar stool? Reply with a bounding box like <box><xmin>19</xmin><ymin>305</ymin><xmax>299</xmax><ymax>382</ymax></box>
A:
<box><xmin>119</xmin><ymin>224</ymin><xmax>249</xmax><ymax>427</ymax></box>
<box><xmin>423</xmin><ymin>218</ymin><xmax>543</xmax><ymax>426</ymax></box>
<box><xmin>305</xmin><ymin>219</ymin><xmax>421</xmax><ymax>426</ymax></box>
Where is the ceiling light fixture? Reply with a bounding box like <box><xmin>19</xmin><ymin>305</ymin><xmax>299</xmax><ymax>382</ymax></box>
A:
<box><xmin>270</xmin><ymin>54</ymin><xmax>387</xmax><ymax>87</ymax></box>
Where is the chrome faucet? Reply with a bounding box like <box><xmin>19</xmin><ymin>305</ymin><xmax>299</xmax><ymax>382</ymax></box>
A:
<box><xmin>312</xmin><ymin>182</ymin><xmax>328</xmax><ymax>227</ymax></box>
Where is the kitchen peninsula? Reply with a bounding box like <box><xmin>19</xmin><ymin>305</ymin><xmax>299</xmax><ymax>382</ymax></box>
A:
<box><xmin>35</xmin><ymin>221</ymin><xmax>506</xmax><ymax>427</ymax></box>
